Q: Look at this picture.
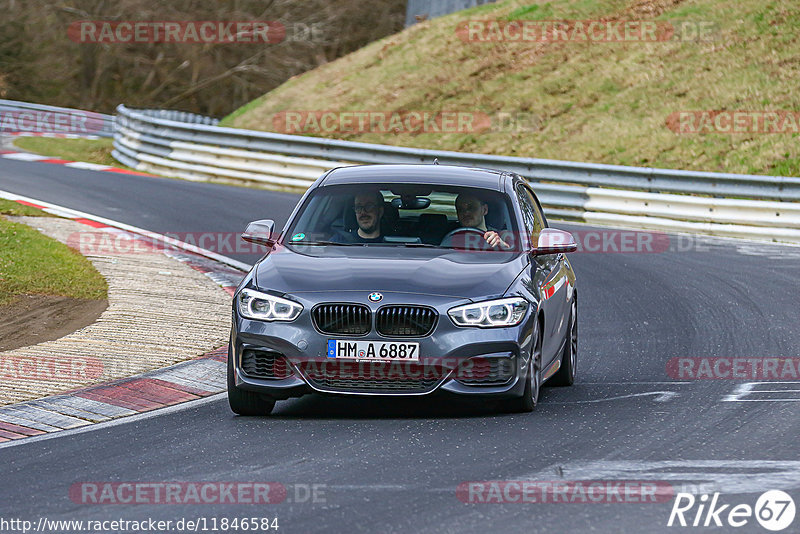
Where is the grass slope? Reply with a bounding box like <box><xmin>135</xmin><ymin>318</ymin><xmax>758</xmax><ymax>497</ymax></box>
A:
<box><xmin>222</xmin><ymin>0</ymin><xmax>800</xmax><ymax>177</ymax></box>
<box><xmin>0</xmin><ymin>200</ymin><xmax>107</xmax><ymax>306</ymax></box>
<box><xmin>12</xmin><ymin>137</ymin><xmax>123</xmax><ymax>169</ymax></box>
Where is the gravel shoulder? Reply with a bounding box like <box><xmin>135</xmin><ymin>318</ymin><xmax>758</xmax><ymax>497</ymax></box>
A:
<box><xmin>0</xmin><ymin>216</ymin><xmax>232</xmax><ymax>406</ymax></box>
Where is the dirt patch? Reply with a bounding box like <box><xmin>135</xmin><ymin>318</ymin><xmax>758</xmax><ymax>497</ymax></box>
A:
<box><xmin>0</xmin><ymin>295</ymin><xmax>107</xmax><ymax>352</ymax></box>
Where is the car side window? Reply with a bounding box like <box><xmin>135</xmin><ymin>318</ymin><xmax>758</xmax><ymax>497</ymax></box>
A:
<box><xmin>526</xmin><ymin>186</ymin><xmax>547</xmax><ymax>236</ymax></box>
<box><xmin>515</xmin><ymin>184</ymin><xmax>545</xmax><ymax>245</ymax></box>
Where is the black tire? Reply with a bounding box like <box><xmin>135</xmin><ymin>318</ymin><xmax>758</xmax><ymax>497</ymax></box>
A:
<box><xmin>549</xmin><ymin>299</ymin><xmax>577</xmax><ymax>387</ymax></box>
<box><xmin>503</xmin><ymin>325</ymin><xmax>542</xmax><ymax>413</ymax></box>
<box><xmin>227</xmin><ymin>346</ymin><xmax>276</xmax><ymax>416</ymax></box>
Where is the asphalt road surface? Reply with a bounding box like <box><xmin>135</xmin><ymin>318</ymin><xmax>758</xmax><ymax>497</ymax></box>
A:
<box><xmin>2</xmin><ymin>159</ymin><xmax>800</xmax><ymax>533</ymax></box>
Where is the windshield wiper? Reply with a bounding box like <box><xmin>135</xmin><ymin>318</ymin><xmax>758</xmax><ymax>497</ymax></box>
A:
<box><xmin>289</xmin><ymin>240</ymin><xmax>364</xmax><ymax>246</ymax></box>
<box><xmin>436</xmin><ymin>245</ymin><xmax>516</xmax><ymax>251</ymax></box>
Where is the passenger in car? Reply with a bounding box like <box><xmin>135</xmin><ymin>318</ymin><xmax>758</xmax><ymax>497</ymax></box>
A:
<box><xmin>332</xmin><ymin>190</ymin><xmax>386</xmax><ymax>243</ymax></box>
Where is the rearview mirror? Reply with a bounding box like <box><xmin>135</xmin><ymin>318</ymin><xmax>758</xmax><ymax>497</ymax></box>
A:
<box><xmin>531</xmin><ymin>228</ymin><xmax>577</xmax><ymax>255</ymax></box>
<box><xmin>391</xmin><ymin>196</ymin><xmax>431</xmax><ymax>210</ymax></box>
<box><xmin>242</xmin><ymin>219</ymin><xmax>276</xmax><ymax>247</ymax></box>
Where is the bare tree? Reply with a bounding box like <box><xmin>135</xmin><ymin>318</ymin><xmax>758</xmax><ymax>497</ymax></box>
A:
<box><xmin>0</xmin><ymin>0</ymin><xmax>406</xmax><ymax>115</ymax></box>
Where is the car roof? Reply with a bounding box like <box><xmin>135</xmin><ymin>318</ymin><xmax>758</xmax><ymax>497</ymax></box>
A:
<box><xmin>319</xmin><ymin>164</ymin><xmax>508</xmax><ymax>191</ymax></box>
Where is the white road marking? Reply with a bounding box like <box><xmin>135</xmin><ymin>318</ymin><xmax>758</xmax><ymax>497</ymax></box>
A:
<box><xmin>527</xmin><ymin>460</ymin><xmax>800</xmax><ymax>494</ymax></box>
<box><xmin>1</xmin><ymin>152</ymin><xmax>49</xmax><ymax>161</ymax></box>
<box><xmin>580</xmin><ymin>381</ymin><xmax>692</xmax><ymax>385</ymax></box>
<box><xmin>41</xmin><ymin>207</ymin><xmax>81</xmax><ymax>218</ymax></box>
<box><xmin>722</xmin><ymin>381</ymin><xmax>800</xmax><ymax>402</ymax></box>
<box><xmin>554</xmin><ymin>391</ymin><xmax>679</xmax><ymax>403</ymax></box>
<box><xmin>64</xmin><ymin>161</ymin><xmax>112</xmax><ymax>171</ymax></box>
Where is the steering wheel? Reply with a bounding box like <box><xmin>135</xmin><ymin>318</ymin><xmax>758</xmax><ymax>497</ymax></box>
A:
<box><xmin>440</xmin><ymin>227</ymin><xmax>486</xmax><ymax>248</ymax></box>
<box><xmin>329</xmin><ymin>228</ymin><xmax>357</xmax><ymax>243</ymax></box>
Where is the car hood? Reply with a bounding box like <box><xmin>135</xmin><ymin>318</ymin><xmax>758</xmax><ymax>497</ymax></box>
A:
<box><xmin>254</xmin><ymin>246</ymin><xmax>528</xmax><ymax>300</ymax></box>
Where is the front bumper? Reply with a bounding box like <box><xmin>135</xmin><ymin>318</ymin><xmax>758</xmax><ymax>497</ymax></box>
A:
<box><xmin>231</xmin><ymin>291</ymin><xmax>536</xmax><ymax>400</ymax></box>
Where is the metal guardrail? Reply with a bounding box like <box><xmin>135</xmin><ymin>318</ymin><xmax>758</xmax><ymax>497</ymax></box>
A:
<box><xmin>111</xmin><ymin>104</ymin><xmax>800</xmax><ymax>243</ymax></box>
<box><xmin>115</xmin><ymin>105</ymin><xmax>800</xmax><ymax>200</ymax></box>
<box><xmin>0</xmin><ymin>99</ymin><xmax>114</xmax><ymax>138</ymax></box>
<box><xmin>123</xmin><ymin>108</ymin><xmax>220</xmax><ymax>127</ymax></box>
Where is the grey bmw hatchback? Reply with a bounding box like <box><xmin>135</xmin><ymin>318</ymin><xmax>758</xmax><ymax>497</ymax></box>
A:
<box><xmin>228</xmin><ymin>164</ymin><xmax>578</xmax><ymax>415</ymax></box>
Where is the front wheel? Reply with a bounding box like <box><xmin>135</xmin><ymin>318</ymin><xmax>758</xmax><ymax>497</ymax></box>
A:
<box><xmin>227</xmin><ymin>345</ymin><xmax>276</xmax><ymax>416</ymax></box>
<box><xmin>503</xmin><ymin>329</ymin><xmax>542</xmax><ymax>413</ymax></box>
<box><xmin>549</xmin><ymin>299</ymin><xmax>577</xmax><ymax>387</ymax></box>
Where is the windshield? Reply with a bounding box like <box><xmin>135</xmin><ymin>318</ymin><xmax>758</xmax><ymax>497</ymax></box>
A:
<box><xmin>285</xmin><ymin>183</ymin><xmax>522</xmax><ymax>251</ymax></box>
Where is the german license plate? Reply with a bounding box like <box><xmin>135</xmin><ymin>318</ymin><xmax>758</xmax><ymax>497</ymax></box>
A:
<box><xmin>328</xmin><ymin>340</ymin><xmax>420</xmax><ymax>362</ymax></box>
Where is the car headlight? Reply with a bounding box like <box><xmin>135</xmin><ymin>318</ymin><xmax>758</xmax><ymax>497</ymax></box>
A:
<box><xmin>238</xmin><ymin>288</ymin><xmax>303</xmax><ymax>322</ymax></box>
<box><xmin>448</xmin><ymin>297</ymin><xmax>528</xmax><ymax>328</ymax></box>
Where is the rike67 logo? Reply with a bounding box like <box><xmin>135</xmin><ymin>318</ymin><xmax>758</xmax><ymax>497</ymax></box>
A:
<box><xmin>668</xmin><ymin>490</ymin><xmax>795</xmax><ymax>531</ymax></box>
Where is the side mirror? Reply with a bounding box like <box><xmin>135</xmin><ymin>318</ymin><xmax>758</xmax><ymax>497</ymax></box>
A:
<box><xmin>531</xmin><ymin>228</ymin><xmax>577</xmax><ymax>255</ymax></box>
<box><xmin>242</xmin><ymin>219</ymin><xmax>276</xmax><ymax>247</ymax></box>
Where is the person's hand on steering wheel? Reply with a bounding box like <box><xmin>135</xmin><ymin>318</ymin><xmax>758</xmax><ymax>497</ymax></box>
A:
<box><xmin>441</xmin><ymin>227</ymin><xmax>510</xmax><ymax>249</ymax></box>
<box><xmin>484</xmin><ymin>230</ymin><xmax>510</xmax><ymax>249</ymax></box>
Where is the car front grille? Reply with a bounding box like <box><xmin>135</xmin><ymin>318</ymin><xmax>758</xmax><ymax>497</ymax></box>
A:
<box><xmin>376</xmin><ymin>306</ymin><xmax>437</xmax><ymax>337</ymax></box>
<box><xmin>241</xmin><ymin>350</ymin><xmax>293</xmax><ymax>379</ymax></box>
<box><xmin>456</xmin><ymin>356</ymin><xmax>515</xmax><ymax>386</ymax></box>
<box><xmin>298</xmin><ymin>361</ymin><xmax>443</xmax><ymax>393</ymax></box>
<box><xmin>312</xmin><ymin>304</ymin><xmax>371</xmax><ymax>335</ymax></box>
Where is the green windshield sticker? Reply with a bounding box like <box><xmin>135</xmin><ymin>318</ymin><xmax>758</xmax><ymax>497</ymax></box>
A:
<box><xmin>291</xmin><ymin>233</ymin><xmax>306</xmax><ymax>241</ymax></box>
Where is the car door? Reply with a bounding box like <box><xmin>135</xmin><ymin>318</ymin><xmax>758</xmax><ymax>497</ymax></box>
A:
<box><xmin>516</xmin><ymin>183</ymin><xmax>570</xmax><ymax>368</ymax></box>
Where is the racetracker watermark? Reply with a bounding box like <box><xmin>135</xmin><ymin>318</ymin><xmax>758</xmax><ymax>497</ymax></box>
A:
<box><xmin>67</xmin><ymin>231</ymin><xmax>270</xmax><ymax>256</ymax></box>
<box><xmin>0</xmin><ymin>110</ymin><xmax>107</xmax><ymax>135</ymax></box>
<box><xmin>428</xmin><ymin>230</ymin><xmax>696</xmax><ymax>254</ymax></box>
<box><xmin>271</xmin><ymin>110</ymin><xmax>552</xmax><ymax>135</ymax></box>
<box><xmin>570</xmin><ymin>230</ymin><xmax>671</xmax><ymax>253</ymax></box>
<box><xmin>290</xmin><ymin>357</ymin><xmax>515</xmax><ymax>382</ymax></box>
<box><xmin>67</xmin><ymin>21</ymin><xmax>302</xmax><ymax>44</ymax></box>
<box><xmin>272</xmin><ymin>111</ymin><xmax>491</xmax><ymax>135</ymax></box>
<box><xmin>69</xmin><ymin>229</ymin><xmax>710</xmax><ymax>256</ymax></box>
<box><xmin>667</xmin><ymin>358</ymin><xmax>800</xmax><ymax>380</ymax></box>
<box><xmin>70</xmin><ymin>482</ymin><xmax>287</xmax><ymax>504</ymax></box>
<box><xmin>666</xmin><ymin>111</ymin><xmax>800</xmax><ymax>134</ymax></box>
<box><xmin>457</xmin><ymin>481</ymin><xmax>674</xmax><ymax>503</ymax></box>
<box><xmin>0</xmin><ymin>356</ymin><xmax>103</xmax><ymax>381</ymax></box>
<box><xmin>456</xmin><ymin>19</ymin><xmax>717</xmax><ymax>43</ymax></box>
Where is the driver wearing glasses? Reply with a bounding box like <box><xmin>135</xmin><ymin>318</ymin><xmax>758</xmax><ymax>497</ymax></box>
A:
<box><xmin>332</xmin><ymin>190</ymin><xmax>386</xmax><ymax>244</ymax></box>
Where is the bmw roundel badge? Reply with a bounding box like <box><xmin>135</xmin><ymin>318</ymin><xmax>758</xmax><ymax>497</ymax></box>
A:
<box><xmin>368</xmin><ymin>292</ymin><xmax>383</xmax><ymax>302</ymax></box>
